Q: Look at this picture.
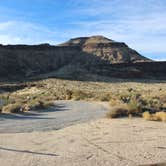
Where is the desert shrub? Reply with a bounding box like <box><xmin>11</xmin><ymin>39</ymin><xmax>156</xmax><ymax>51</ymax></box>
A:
<box><xmin>72</xmin><ymin>90</ymin><xmax>89</xmax><ymax>100</ymax></box>
<box><xmin>147</xmin><ymin>97</ymin><xmax>163</xmax><ymax>111</ymax></box>
<box><xmin>106</xmin><ymin>105</ymin><xmax>129</xmax><ymax>118</ymax></box>
<box><xmin>127</xmin><ymin>99</ymin><xmax>142</xmax><ymax>116</ymax></box>
<box><xmin>107</xmin><ymin>97</ymin><xmax>143</xmax><ymax>118</ymax></box>
<box><xmin>65</xmin><ymin>89</ymin><xmax>73</xmax><ymax>100</ymax></box>
<box><xmin>127</xmin><ymin>88</ymin><xmax>133</xmax><ymax>92</ymax></box>
<box><xmin>31</xmin><ymin>100</ymin><xmax>54</xmax><ymax>110</ymax></box>
<box><xmin>40</xmin><ymin>95</ymin><xmax>55</xmax><ymax>102</ymax></box>
<box><xmin>99</xmin><ymin>94</ymin><xmax>111</xmax><ymax>101</ymax></box>
<box><xmin>21</xmin><ymin>104</ymin><xmax>31</xmax><ymax>112</ymax></box>
<box><xmin>109</xmin><ymin>98</ymin><xmax>123</xmax><ymax>106</ymax></box>
<box><xmin>2</xmin><ymin>102</ymin><xmax>22</xmax><ymax>113</ymax></box>
<box><xmin>0</xmin><ymin>105</ymin><xmax>2</xmax><ymax>113</ymax></box>
<box><xmin>137</xmin><ymin>96</ymin><xmax>165</xmax><ymax>114</ymax></box>
<box><xmin>37</xmin><ymin>100</ymin><xmax>54</xmax><ymax>109</ymax></box>
<box><xmin>0</xmin><ymin>94</ymin><xmax>10</xmax><ymax>105</ymax></box>
<box><xmin>143</xmin><ymin>111</ymin><xmax>166</xmax><ymax>122</ymax></box>
<box><xmin>118</xmin><ymin>92</ymin><xmax>164</xmax><ymax>114</ymax></box>
<box><xmin>28</xmin><ymin>100</ymin><xmax>38</xmax><ymax>109</ymax></box>
<box><xmin>119</xmin><ymin>93</ymin><xmax>132</xmax><ymax>103</ymax></box>
<box><xmin>155</xmin><ymin>112</ymin><xmax>166</xmax><ymax>122</ymax></box>
<box><xmin>0</xmin><ymin>94</ymin><xmax>16</xmax><ymax>113</ymax></box>
<box><xmin>119</xmin><ymin>92</ymin><xmax>141</xmax><ymax>103</ymax></box>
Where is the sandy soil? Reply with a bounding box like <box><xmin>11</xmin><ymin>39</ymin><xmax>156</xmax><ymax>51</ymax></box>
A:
<box><xmin>0</xmin><ymin>118</ymin><xmax>166</xmax><ymax>166</ymax></box>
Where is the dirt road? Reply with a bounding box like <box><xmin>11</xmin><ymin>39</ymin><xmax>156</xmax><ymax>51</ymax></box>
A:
<box><xmin>0</xmin><ymin>100</ymin><xmax>108</xmax><ymax>133</ymax></box>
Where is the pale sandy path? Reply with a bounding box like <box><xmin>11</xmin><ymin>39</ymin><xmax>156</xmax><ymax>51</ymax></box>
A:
<box><xmin>0</xmin><ymin>101</ymin><xmax>108</xmax><ymax>133</ymax></box>
<box><xmin>0</xmin><ymin>118</ymin><xmax>166</xmax><ymax>166</ymax></box>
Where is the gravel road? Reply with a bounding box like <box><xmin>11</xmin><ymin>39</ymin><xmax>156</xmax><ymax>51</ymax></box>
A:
<box><xmin>0</xmin><ymin>100</ymin><xmax>108</xmax><ymax>133</ymax></box>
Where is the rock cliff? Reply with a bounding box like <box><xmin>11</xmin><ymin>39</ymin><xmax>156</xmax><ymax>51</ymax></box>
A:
<box><xmin>0</xmin><ymin>36</ymin><xmax>165</xmax><ymax>80</ymax></box>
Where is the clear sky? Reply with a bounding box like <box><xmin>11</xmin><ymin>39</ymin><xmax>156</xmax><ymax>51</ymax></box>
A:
<box><xmin>0</xmin><ymin>0</ymin><xmax>165</xmax><ymax>61</ymax></box>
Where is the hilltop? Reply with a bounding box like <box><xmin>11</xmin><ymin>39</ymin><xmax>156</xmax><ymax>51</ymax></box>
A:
<box><xmin>60</xmin><ymin>35</ymin><xmax>151</xmax><ymax>63</ymax></box>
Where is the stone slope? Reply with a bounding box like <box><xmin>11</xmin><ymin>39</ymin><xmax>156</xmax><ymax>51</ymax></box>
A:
<box><xmin>0</xmin><ymin>44</ymin><xmax>81</xmax><ymax>78</ymax></box>
<box><xmin>60</xmin><ymin>35</ymin><xmax>151</xmax><ymax>63</ymax></box>
<box><xmin>0</xmin><ymin>36</ymin><xmax>165</xmax><ymax>80</ymax></box>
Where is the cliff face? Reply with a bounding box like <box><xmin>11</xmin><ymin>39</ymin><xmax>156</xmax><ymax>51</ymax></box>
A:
<box><xmin>0</xmin><ymin>44</ymin><xmax>81</xmax><ymax>77</ymax></box>
<box><xmin>89</xmin><ymin>62</ymin><xmax>166</xmax><ymax>79</ymax></box>
<box><xmin>60</xmin><ymin>36</ymin><xmax>151</xmax><ymax>63</ymax></box>
<box><xmin>0</xmin><ymin>36</ymin><xmax>165</xmax><ymax>80</ymax></box>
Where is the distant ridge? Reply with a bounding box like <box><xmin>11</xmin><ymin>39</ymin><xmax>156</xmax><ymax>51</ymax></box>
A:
<box><xmin>0</xmin><ymin>35</ymin><xmax>165</xmax><ymax>80</ymax></box>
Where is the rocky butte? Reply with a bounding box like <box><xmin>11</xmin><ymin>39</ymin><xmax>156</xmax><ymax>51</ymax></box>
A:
<box><xmin>59</xmin><ymin>35</ymin><xmax>151</xmax><ymax>63</ymax></box>
<box><xmin>0</xmin><ymin>35</ymin><xmax>165</xmax><ymax>80</ymax></box>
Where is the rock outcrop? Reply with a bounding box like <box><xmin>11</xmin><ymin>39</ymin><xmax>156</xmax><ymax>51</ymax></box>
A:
<box><xmin>0</xmin><ymin>44</ymin><xmax>80</xmax><ymax>78</ymax></box>
<box><xmin>0</xmin><ymin>36</ymin><xmax>165</xmax><ymax>80</ymax></box>
<box><xmin>60</xmin><ymin>35</ymin><xmax>151</xmax><ymax>63</ymax></box>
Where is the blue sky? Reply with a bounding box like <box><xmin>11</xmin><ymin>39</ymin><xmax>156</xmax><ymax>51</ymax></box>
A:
<box><xmin>0</xmin><ymin>0</ymin><xmax>165</xmax><ymax>60</ymax></box>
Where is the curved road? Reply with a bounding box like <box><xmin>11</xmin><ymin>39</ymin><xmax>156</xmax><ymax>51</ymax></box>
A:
<box><xmin>0</xmin><ymin>101</ymin><xmax>108</xmax><ymax>133</ymax></box>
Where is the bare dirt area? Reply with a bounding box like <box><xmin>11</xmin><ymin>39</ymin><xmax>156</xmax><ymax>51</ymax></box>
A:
<box><xmin>0</xmin><ymin>118</ymin><xmax>166</xmax><ymax>166</ymax></box>
<box><xmin>0</xmin><ymin>101</ymin><xmax>108</xmax><ymax>133</ymax></box>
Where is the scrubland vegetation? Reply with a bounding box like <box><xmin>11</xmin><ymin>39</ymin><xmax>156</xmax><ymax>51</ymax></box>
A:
<box><xmin>0</xmin><ymin>77</ymin><xmax>166</xmax><ymax>122</ymax></box>
<box><xmin>106</xmin><ymin>88</ymin><xmax>166</xmax><ymax>121</ymax></box>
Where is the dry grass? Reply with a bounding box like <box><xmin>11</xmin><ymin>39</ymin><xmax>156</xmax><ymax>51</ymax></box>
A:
<box><xmin>2</xmin><ymin>102</ymin><xmax>22</xmax><ymax>113</ymax></box>
<box><xmin>0</xmin><ymin>91</ymin><xmax>55</xmax><ymax>113</ymax></box>
<box><xmin>143</xmin><ymin>111</ymin><xmax>166</xmax><ymax>122</ymax></box>
<box><xmin>106</xmin><ymin>101</ymin><xmax>143</xmax><ymax>119</ymax></box>
<box><xmin>1</xmin><ymin>100</ymin><xmax>54</xmax><ymax>113</ymax></box>
<box><xmin>71</xmin><ymin>90</ymin><xmax>90</xmax><ymax>100</ymax></box>
<box><xmin>0</xmin><ymin>77</ymin><xmax>166</xmax><ymax>113</ymax></box>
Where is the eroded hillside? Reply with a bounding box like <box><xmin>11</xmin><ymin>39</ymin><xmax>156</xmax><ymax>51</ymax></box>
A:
<box><xmin>0</xmin><ymin>36</ymin><xmax>165</xmax><ymax>80</ymax></box>
<box><xmin>60</xmin><ymin>35</ymin><xmax>151</xmax><ymax>63</ymax></box>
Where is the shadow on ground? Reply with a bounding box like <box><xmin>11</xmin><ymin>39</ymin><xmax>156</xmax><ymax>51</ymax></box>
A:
<box><xmin>0</xmin><ymin>104</ymin><xmax>68</xmax><ymax>120</ymax></box>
